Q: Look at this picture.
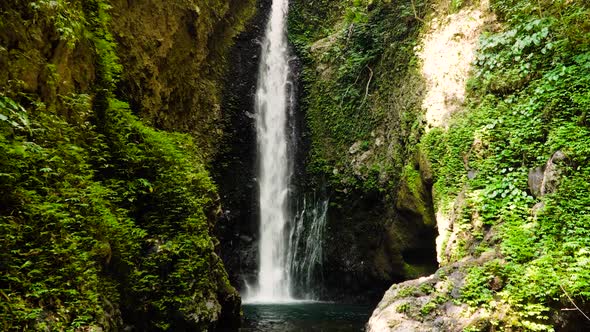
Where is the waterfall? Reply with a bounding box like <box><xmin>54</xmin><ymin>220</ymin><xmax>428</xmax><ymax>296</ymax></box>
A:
<box><xmin>246</xmin><ymin>0</ymin><xmax>329</xmax><ymax>303</ymax></box>
<box><xmin>289</xmin><ymin>194</ymin><xmax>329</xmax><ymax>299</ymax></box>
<box><xmin>248</xmin><ymin>0</ymin><xmax>294</xmax><ymax>302</ymax></box>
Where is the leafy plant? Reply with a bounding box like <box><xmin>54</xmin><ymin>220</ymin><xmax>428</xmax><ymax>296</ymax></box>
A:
<box><xmin>0</xmin><ymin>0</ymin><xmax>241</xmax><ymax>330</ymax></box>
<box><xmin>421</xmin><ymin>0</ymin><xmax>590</xmax><ymax>327</ymax></box>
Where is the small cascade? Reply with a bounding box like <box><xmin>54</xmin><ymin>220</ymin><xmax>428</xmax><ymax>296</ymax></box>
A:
<box><xmin>288</xmin><ymin>193</ymin><xmax>329</xmax><ymax>299</ymax></box>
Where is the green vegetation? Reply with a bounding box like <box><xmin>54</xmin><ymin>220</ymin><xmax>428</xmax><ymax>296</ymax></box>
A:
<box><xmin>289</xmin><ymin>0</ymin><xmax>427</xmax><ymax>191</ymax></box>
<box><xmin>0</xmin><ymin>95</ymin><xmax>234</xmax><ymax>330</ymax></box>
<box><xmin>0</xmin><ymin>0</ymin><xmax>244</xmax><ymax>330</ymax></box>
<box><xmin>110</xmin><ymin>0</ymin><xmax>256</xmax><ymax>160</ymax></box>
<box><xmin>2</xmin><ymin>0</ymin><xmax>590</xmax><ymax>329</ymax></box>
<box><xmin>396</xmin><ymin>302</ymin><xmax>411</xmax><ymax>313</ymax></box>
<box><xmin>421</xmin><ymin>0</ymin><xmax>590</xmax><ymax>329</ymax></box>
<box><xmin>292</xmin><ymin>0</ymin><xmax>590</xmax><ymax>329</ymax></box>
<box><xmin>288</xmin><ymin>0</ymin><xmax>440</xmax><ymax>302</ymax></box>
<box><xmin>420</xmin><ymin>300</ymin><xmax>438</xmax><ymax>316</ymax></box>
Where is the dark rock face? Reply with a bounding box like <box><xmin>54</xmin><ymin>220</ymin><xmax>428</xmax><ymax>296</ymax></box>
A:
<box><xmin>214</xmin><ymin>0</ymin><xmax>272</xmax><ymax>291</ymax></box>
<box><xmin>316</xmin><ymin>157</ymin><xmax>437</xmax><ymax>304</ymax></box>
<box><xmin>322</xmin><ymin>190</ymin><xmax>397</xmax><ymax>303</ymax></box>
<box><xmin>322</xmin><ymin>185</ymin><xmax>438</xmax><ymax>304</ymax></box>
<box><xmin>553</xmin><ymin>306</ymin><xmax>590</xmax><ymax>332</ymax></box>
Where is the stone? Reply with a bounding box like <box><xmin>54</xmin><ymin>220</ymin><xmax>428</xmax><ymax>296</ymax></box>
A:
<box><xmin>368</xmin><ymin>256</ymin><xmax>501</xmax><ymax>332</ymax></box>
<box><xmin>528</xmin><ymin>165</ymin><xmax>545</xmax><ymax>197</ymax></box>
<box><xmin>541</xmin><ymin>150</ymin><xmax>567</xmax><ymax>195</ymax></box>
<box><xmin>349</xmin><ymin>141</ymin><xmax>363</xmax><ymax>154</ymax></box>
<box><xmin>529</xmin><ymin>150</ymin><xmax>568</xmax><ymax>197</ymax></box>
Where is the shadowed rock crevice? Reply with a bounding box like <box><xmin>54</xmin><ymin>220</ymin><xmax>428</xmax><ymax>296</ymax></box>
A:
<box><xmin>214</xmin><ymin>0</ymin><xmax>272</xmax><ymax>292</ymax></box>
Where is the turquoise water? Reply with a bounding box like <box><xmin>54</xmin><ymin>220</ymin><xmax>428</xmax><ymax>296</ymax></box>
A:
<box><xmin>240</xmin><ymin>302</ymin><xmax>372</xmax><ymax>331</ymax></box>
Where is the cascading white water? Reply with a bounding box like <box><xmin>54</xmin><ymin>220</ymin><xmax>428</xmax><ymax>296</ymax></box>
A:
<box><xmin>289</xmin><ymin>194</ymin><xmax>329</xmax><ymax>299</ymax></box>
<box><xmin>248</xmin><ymin>0</ymin><xmax>294</xmax><ymax>302</ymax></box>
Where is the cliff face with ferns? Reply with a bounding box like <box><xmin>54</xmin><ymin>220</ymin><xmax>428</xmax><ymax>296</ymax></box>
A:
<box><xmin>288</xmin><ymin>0</ymin><xmax>439</xmax><ymax>302</ymax></box>
<box><xmin>290</xmin><ymin>0</ymin><xmax>590</xmax><ymax>329</ymax></box>
<box><xmin>2</xmin><ymin>0</ymin><xmax>590</xmax><ymax>330</ymax></box>
<box><xmin>368</xmin><ymin>1</ymin><xmax>590</xmax><ymax>330</ymax></box>
<box><xmin>0</xmin><ymin>0</ymin><xmax>255</xmax><ymax>330</ymax></box>
<box><xmin>110</xmin><ymin>0</ymin><xmax>256</xmax><ymax>159</ymax></box>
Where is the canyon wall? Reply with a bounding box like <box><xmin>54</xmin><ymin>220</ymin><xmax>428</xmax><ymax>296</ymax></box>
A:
<box><xmin>0</xmin><ymin>0</ymin><xmax>255</xmax><ymax>330</ymax></box>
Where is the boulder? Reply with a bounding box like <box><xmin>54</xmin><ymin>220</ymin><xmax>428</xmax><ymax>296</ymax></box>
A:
<box><xmin>367</xmin><ymin>254</ymin><xmax>500</xmax><ymax>332</ymax></box>
<box><xmin>528</xmin><ymin>150</ymin><xmax>568</xmax><ymax>197</ymax></box>
<box><xmin>541</xmin><ymin>150</ymin><xmax>567</xmax><ymax>195</ymax></box>
<box><xmin>528</xmin><ymin>165</ymin><xmax>545</xmax><ymax>197</ymax></box>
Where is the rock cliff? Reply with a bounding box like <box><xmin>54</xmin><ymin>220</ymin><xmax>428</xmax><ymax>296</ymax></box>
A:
<box><xmin>0</xmin><ymin>0</ymin><xmax>255</xmax><ymax>330</ymax></box>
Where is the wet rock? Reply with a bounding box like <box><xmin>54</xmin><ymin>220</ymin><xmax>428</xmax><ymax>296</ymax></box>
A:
<box><xmin>239</xmin><ymin>234</ymin><xmax>254</xmax><ymax>243</ymax></box>
<box><xmin>322</xmin><ymin>184</ymin><xmax>438</xmax><ymax>304</ymax></box>
<box><xmin>214</xmin><ymin>0</ymin><xmax>272</xmax><ymax>292</ymax></box>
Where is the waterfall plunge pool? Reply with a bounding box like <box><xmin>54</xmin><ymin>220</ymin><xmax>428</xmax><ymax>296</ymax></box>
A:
<box><xmin>239</xmin><ymin>302</ymin><xmax>372</xmax><ymax>332</ymax></box>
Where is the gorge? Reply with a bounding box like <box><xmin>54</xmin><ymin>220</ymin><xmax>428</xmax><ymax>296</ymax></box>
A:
<box><xmin>2</xmin><ymin>0</ymin><xmax>590</xmax><ymax>331</ymax></box>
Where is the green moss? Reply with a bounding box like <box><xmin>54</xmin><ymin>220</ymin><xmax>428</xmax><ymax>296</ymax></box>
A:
<box><xmin>420</xmin><ymin>0</ymin><xmax>590</xmax><ymax>328</ymax></box>
<box><xmin>289</xmin><ymin>0</ymin><xmax>428</xmax><ymax>192</ymax></box>
<box><xmin>395</xmin><ymin>285</ymin><xmax>420</xmax><ymax>299</ymax></box>
<box><xmin>396</xmin><ymin>164</ymin><xmax>435</xmax><ymax>226</ymax></box>
<box><xmin>110</xmin><ymin>0</ymin><xmax>256</xmax><ymax>160</ymax></box>
<box><xmin>0</xmin><ymin>0</ymin><xmax>245</xmax><ymax>330</ymax></box>
<box><xmin>396</xmin><ymin>302</ymin><xmax>411</xmax><ymax>313</ymax></box>
<box><xmin>420</xmin><ymin>300</ymin><xmax>438</xmax><ymax>316</ymax></box>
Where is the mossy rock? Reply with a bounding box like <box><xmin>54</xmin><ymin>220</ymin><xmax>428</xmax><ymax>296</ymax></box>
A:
<box><xmin>395</xmin><ymin>164</ymin><xmax>436</xmax><ymax>227</ymax></box>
